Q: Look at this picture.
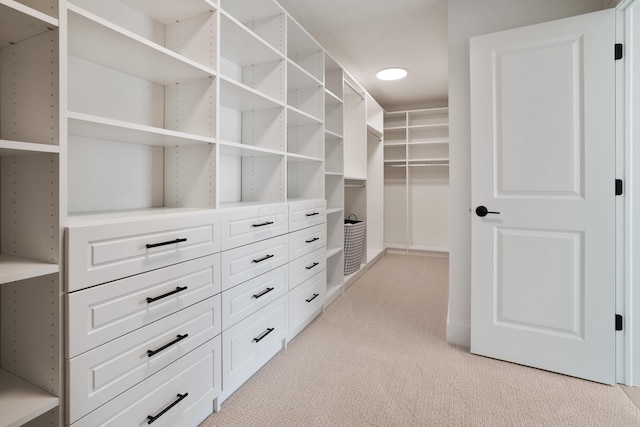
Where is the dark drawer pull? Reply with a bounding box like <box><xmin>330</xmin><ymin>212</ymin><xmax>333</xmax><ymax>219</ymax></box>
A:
<box><xmin>253</xmin><ymin>327</ymin><xmax>275</xmax><ymax>343</ymax></box>
<box><xmin>145</xmin><ymin>238</ymin><xmax>187</xmax><ymax>249</ymax></box>
<box><xmin>252</xmin><ymin>254</ymin><xmax>274</xmax><ymax>263</ymax></box>
<box><xmin>146</xmin><ymin>286</ymin><xmax>188</xmax><ymax>303</ymax></box>
<box><xmin>147</xmin><ymin>334</ymin><xmax>188</xmax><ymax>357</ymax></box>
<box><xmin>306</xmin><ymin>293</ymin><xmax>320</xmax><ymax>303</ymax></box>
<box><xmin>305</xmin><ymin>262</ymin><xmax>319</xmax><ymax>270</ymax></box>
<box><xmin>147</xmin><ymin>393</ymin><xmax>188</xmax><ymax>424</ymax></box>
<box><xmin>305</xmin><ymin>212</ymin><xmax>320</xmax><ymax>217</ymax></box>
<box><xmin>305</xmin><ymin>237</ymin><xmax>320</xmax><ymax>243</ymax></box>
<box><xmin>253</xmin><ymin>287</ymin><xmax>275</xmax><ymax>299</ymax></box>
<box><xmin>252</xmin><ymin>221</ymin><xmax>274</xmax><ymax>228</ymax></box>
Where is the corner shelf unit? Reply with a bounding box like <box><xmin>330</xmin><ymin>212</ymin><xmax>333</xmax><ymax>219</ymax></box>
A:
<box><xmin>384</xmin><ymin>108</ymin><xmax>450</xmax><ymax>253</ymax></box>
<box><xmin>0</xmin><ymin>1</ymin><xmax>62</xmax><ymax>425</ymax></box>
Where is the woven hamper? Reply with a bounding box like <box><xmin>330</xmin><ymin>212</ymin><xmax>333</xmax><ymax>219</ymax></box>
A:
<box><xmin>344</xmin><ymin>214</ymin><xmax>365</xmax><ymax>275</ymax></box>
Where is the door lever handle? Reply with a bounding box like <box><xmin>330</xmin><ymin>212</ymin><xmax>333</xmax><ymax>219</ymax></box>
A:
<box><xmin>476</xmin><ymin>206</ymin><xmax>500</xmax><ymax>217</ymax></box>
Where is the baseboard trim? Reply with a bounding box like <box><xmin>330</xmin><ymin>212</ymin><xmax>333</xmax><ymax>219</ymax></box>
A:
<box><xmin>446</xmin><ymin>322</ymin><xmax>470</xmax><ymax>348</ymax></box>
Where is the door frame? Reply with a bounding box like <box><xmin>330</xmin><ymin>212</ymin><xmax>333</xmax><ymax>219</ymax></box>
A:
<box><xmin>617</xmin><ymin>0</ymin><xmax>640</xmax><ymax>387</ymax></box>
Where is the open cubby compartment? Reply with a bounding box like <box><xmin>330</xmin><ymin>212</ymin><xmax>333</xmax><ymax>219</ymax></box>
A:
<box><xmin>366</xmin><ymin>93</ymin><xmax>383</xmax><ymax>133</ymax></box>
<box><xmin>68</xmin><ymin>0</ymin><xmax>218</xmax><ymax>70</ymax></box>
<box><xmin>219</xmin><ymin>0</ymin><xmax>285</xmax><ymax>54</ymax></box>
<box><xmin>287</xmin><ymin>157</ymin><xmax>324</xmax><ymax>201</ymax></box>
<box><xmin>220</xmin><ymin>13</ymin><xmax>285</xmax><ymax>102</ymax></box>
<box><xmin>326</xmin><ymin>210</ymin><xmax>344</xmax><ymax>254</ymax></box>
<box><xmin>287</xmin><ymin>16</ymin><xmax>323</xmax><ymax>82</ymax></box>
<box><xmin>409</xmin><ymin>166</ymin><xmax>450</xmax><ymax>250</ymax></box>
<box><xmin>325</xmin><ymin>173</ymin><xmax>344</xmax><ymax>211</ymax></box>
<box><xmin>287</xmin><ymin>61</ymin><xmax>323</xmax><ymax>120</ymax></box>
<box><xmin>326</xmin><ymin>248</ymin><xmax>344</xmax><ymax>305</ymax></box>
<box><xmin>287</xmin><ymin>108</ymin><xmax>323</xmax><ymax>159</ymax></box>
<box><xmin>324</xmin><ymin>94</ymin><xmax>343</xmax><ymax>137</ymax></box>
<box><xmin>13</xmin><ymin>0</ymin><xmax>59</xmax><ymax>18</ymax></box>
<box><xmin>218</xmin><ymin>145</ymin><xmax>285</xmax><ymax>205</ymax></box>
<box><xmin>408</xmin><ymin>108</ymin><xmax>448</xmax><ymax>127</ymax></box>
<box><xmin>1</xmin><ymin>26</ymin><xmax>59</xmax><ymax>146</ymax></box>
<box><xmin>409</xmin><ymin>125</ymin><xmax>449</xmax><ymax>144</ymax></box>
<box><xmin>218</xmin><ymin>79</ymin><xmax>286</xmax><ymax>151</ymax></box>
<box><xmin>384</xmin><ymin>111</ymin><xmax>407</xmax><ymax>129</ymax></box>
<box><xmin>384</xmin><ymin>128</ymin><xmax>406</xmax><ymax>145</ymax></box>
<box><xmin>324</xmin><ymin>133</ymin><xmax>343</xmax><ymax>174</ymax></box>
<box><xmin>1</xmin><ymin>274</ymin><xmax>61</xmax><ymax>426</ymax></box>
<box><xmin>384</xmin><ymin>145</ymin><xmax>406</xmax><ymax>162</ymax></box>
<box><xmin>384</xmin><ymin>165</ymin><xmax>408</xmax><ymax>247</ymax></box>
<box><xmin>324</xmin><ymin>53</ymin><xmax>343</xmax><ymax>100</ymax></box>
<box><xmin>409</xmin><ymin>142</ymin><xmax>449</xmax><ymax>162</ymax></box>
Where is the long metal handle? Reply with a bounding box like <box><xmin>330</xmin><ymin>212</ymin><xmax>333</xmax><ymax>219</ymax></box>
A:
<box><xmin>147</xmin><ymin>393</ymin><xmax>188</xmax><ymax>424</ymax></box>
<box><xmin>252</xmin><ymin>287</ymin><xmax>275</xmax><ymax>299</ymax></box>
<box><xmin>305</xmin><ymin>262</ymin><xmax>319</xmax><ymax>270</ymax></box>
<box><xmin>252</xmin><ymin>254</ymin><xmax>274</xmax><ymax>263</ymax></box>
<box><xmin>252</xmin><ymin>221</ymin><xmax>274</xmax><ymax>228</ymax></box>
<box><xmin>147</xmin><ymin>286</ymin><xmax>188</xmax><ymax>303</ymax></box>
<box><xmin>306</xmin><ymin>293</ymin><xmax>320</xmax><ymax>303</ymax></box>
<box><xmin>145</xmin><ymin>238</ymin><xmax>187</xmax><ymax>249</ymax></box>
<box><xmin>147</xmin><ymin>334</ymin><xmax>188</xmax><ymax>357</ymax></box>
<box><xmin>305</xmin><ymin>237</ymin><xmax>320</xmax><ymax>243</ymax></box>
<box><xmin>253</xmin><ymin>327</ymin><xmax>275</xmax><ymax>343</ymax></box>
<box><xmin>305</xmin><ymin>212</ymin><xmax>320</xmax><ymax>217</ymax></box>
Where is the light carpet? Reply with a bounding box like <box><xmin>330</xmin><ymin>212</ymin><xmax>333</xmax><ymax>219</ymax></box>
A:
<box><xmin>200</xmin><ymin>253</ymin><xmax>640</xmax><ymax>426</ymax></box>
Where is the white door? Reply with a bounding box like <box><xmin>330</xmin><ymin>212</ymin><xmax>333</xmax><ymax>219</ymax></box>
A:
<box><xmin>470</xmin><ymin>9</ymin><xmax>616</xmax><ymax>384</ymax></box>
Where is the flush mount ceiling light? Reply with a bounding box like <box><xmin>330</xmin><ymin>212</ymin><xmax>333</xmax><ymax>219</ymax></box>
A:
<box><xmin>376</xmin><ymin>67</ymin><xmax>408</xmax><ymax>81</ymax></box>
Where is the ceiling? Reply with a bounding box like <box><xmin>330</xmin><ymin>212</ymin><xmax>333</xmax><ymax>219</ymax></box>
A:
<box><xmin>276</xmin><ymin>0</ymin><xmax>449</xmax><ymax>111</ymax></box>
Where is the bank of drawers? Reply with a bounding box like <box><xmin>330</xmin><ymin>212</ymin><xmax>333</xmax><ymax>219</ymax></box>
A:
<box><xmin>66</xmin><ymin>210</ymin><xmax>222</xmax><ymax>426</ymax></box>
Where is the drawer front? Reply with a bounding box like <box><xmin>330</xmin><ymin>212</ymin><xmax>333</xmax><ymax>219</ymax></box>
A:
<box><xmin>219</xmin><ymin>203</ymin><xmax>288</xmax><ymax>250</ymax></box>
<box><xmin>222</xmin><ymin>296</ymin><xmax>287</xmax><ymax>396</ymax></box>
<box><xmin>289</xmin><ymin>271</ymin><xmax>326</xmax><ymax>339</ymax></box>
<box><xmin>221</xmin><ymin>235</ymin><xmax>288</xmax><ymax>291</ymax></box>
<box><xmin>67</xmin><ymin>254</ymin><xmax>221</xmax><ymax>357</ymax></box>
<box><xmin>289</xmin><ymin>222</ymin><xmax>326</xmax><ymax>261</ymax></box>
<box><xmin>71</xmin><ymin>335</ymin><xmax>221</xmax><ymax>427</ymax></box>
<box><xmin>68</xmin><ymin>295</ymin><xmax>221</xmax><ymax>424</ymax></box>
<box><xmin>222</xmin><ymin>265</ymin><xmax>288</xmax><ymax>331</ymax></box>
<box><xmin>67</xmin><ymin>211</ymin><xmax>220</xmax><ymax>291</ymax></box>
<box><xmin>289</xmin><ymin>199</ymin><xmax>326</xmax><ymax>232</ymax></box>
<box><xmin>288</xmin><ymin>247</ymin><xmax>326</xmax><ymax>290</ymax></box>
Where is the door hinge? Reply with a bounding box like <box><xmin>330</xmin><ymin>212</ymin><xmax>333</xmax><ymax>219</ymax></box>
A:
<box><xmin>615</xmin><ymin>43</ymin><xmax>623</xmax><ymax>60</ymax></box>
<box><xmin>616</xmin><ymin>314</ymin><xmax>623</xmax><ymax>331</ymax></box>
<box><xmin>616</xmin><ymin>179</ymin><xmax>623</xmax><ymax>196</ymax></box>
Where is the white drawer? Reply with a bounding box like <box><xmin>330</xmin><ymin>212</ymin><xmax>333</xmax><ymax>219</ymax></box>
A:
<box><xmin>221</xmin><ymin>235</ymin><xmax>288</xmax><ymax>291</ymax></box>
<box><xmin>71</xmin><ymin>335</ymin><xmax>221</xmax><ymax>427</ymax></box>
<box><xmin>219</xmin><ymin>203</ymin><xmax>288</xmax><ymax>250</ymax></box>
<box><xmin>222</xmin><ymin>296</ymin><xmax>287</xmax><ymax>399</ymax></box>
<box><xmin>67</xmin><ymin>254</ymin><xmax>221</xmax><ymax>357</ymax></box>
<box><xmin>289</xmin><ymin>222</ymin><xmax>326</xmax><ymax>261</ymax></box>
<box><xmin>288</xmin><ymin>247</ymin><xmax>326</xmax><ymax>290</ymax></box>
<box><xmin>222</xmin><ymin>265</ymin><xmax>288</xmax><ymax>331</ymax></box>
<box><xmin>66</xmin><ymin>210</ymin><xmax>220</xmax><ymax>291</ymax></box>
<box><xmin>289</xmin><ymin>270</ymin><xmax>326</xmax><ymax>339</ymax></box>
<box><xmin>68</xmin><ymin>295</ymin><xmax>221</xmax><ymax>424</ymax></box>
<box><xmin>288</xmin><ymin>199</ymin><xmax>326</xmax><ymax>232</ymax></box>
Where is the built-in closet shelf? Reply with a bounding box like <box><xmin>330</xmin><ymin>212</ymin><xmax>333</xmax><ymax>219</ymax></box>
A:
<box><xmin>288</xmin><ymin>107</ymin><xmax>323</xmax><ymax>126</ymax></box>
<box><xmin>218</xmin><ymin>140</ymin><xmax>284</xmax><ymax>157</ymax></box>
<box><xmin>0</xmin><ymin>369</ymin><xmax>59</xmax><ymax>427</ymax></box>
<box><xmin>324</xmin><ymin>89</ymin><xmax>342</xmax><ymax>104</ymax></box>
<box><xmin>0</xmin><ymin>140</ymin><xmax>60</xmax><ymax>156</ymax></box>
<box><xmin>119</xmin><ymin>0</ymin><xmax>217</xmax><ymax>25</ymax></box>
<box><xmin>288</xmin><ymin>59</ymin><xmax>323</xmax><ymax>87</ymax></box>
<box><xmin>68</xmin><ymin>112</ymin><xmax>216</xmax><ymax>147</ymax></box>
<box><xmin>0</xmin><ymin>1</ymin><xmax>58</xmax><ymax>48</ymax></box>
<box><xmin>67</xmin><ymin>5</ymin><xmax>215</xmax><ymax>85</ymax></box>
<box><xmin>287</xmin><ymin>153</ymin><xmax>323</xmax><ymax>163</ymax></box>
<box><xmin>220</xmin><ymin>12</ymin><xmax>284</xmax><ymax>65</ymax></box>
<box><xmin>0</xmin><ymin>254</ymin><xmax>59</xmax><ymax>284</ymax></box>
<box><xmin>220</xmin><ymin>77</ymin><xmax>285</xmax><ymax>110</ymax></box>
<box><xmin>325</xmin><ymin>129</ymin><xmax>343</xmax><ymax>139</ymax></box>
<box><xmin>326</xmin><ymin>247</ymin><xmax>342</xmax><ymax>259</ymax></box>
<box><xmin>66</xmin><ymin>207</ymin><xmax>213</xmax><ymax>226</ymax></box>
<box><xmin>326</xmin><ymin>208</ymin><xmax>343</xmax><ymax>215</ymax></box>
<box><xmin>325</xmin><ymin>171</ymin><xmax>342</xmax><ymax>177</ymax></box>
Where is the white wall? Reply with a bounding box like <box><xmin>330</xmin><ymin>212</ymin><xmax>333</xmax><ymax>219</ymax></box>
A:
<box><xmin>446</xmin><ymin>0</ymin><xmax>607</xmax><ymax>347</ymax></box>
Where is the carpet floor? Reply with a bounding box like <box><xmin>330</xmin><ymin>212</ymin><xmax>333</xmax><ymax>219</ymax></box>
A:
<box><xmin>200</xmin><ymin>253</ymin><xmax>640</xmax><ymax>426</ymax></box>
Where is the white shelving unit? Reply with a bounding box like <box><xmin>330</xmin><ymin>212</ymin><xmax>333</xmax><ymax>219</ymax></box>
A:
<box><xmin>384</xmin><ymin>108</ymin><xmax>450</xmax><ymax>253</ymax></box>
<box><xmin>0</xmin><ymin>1</ymin><xmax>62</xmax><ymax>425</ymax></box>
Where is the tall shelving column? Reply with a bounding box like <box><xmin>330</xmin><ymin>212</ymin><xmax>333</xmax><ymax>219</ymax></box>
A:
<box><xmin>365</xmin><ymin>94</ymin><xmax>384</xmax><ymax>263</ymax></box>
<box><xmin>383</xmin><ymin>108</ymin><xmax>449</xmax><ymax>253</ymax></box>
<box><xmin>0</xmin><ymin>1</ymin><xmax>62</xmax><ymax>425</ymax></box>
<box><xmin>324</xmin><ymin>53</ymin><xmax>344</xmax><ymax>305</ymax></box>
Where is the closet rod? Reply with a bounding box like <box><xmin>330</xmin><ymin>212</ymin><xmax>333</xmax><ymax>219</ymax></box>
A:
<box><xmin>345</xmin><ymin>184</ymin><xmax>366</xmax><ymax>188</ymax></box>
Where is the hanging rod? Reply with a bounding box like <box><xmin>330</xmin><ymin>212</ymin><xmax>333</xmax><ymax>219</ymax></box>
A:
<box><xmin>345</xmin><ymin>184</ymin><xmax>366</xmax><ymax>188</ymax></box>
